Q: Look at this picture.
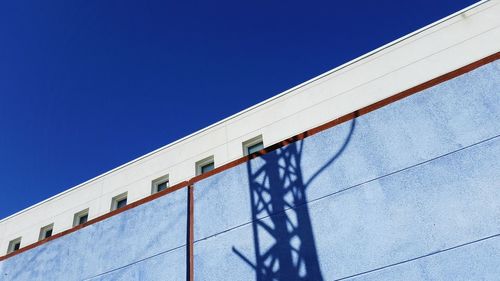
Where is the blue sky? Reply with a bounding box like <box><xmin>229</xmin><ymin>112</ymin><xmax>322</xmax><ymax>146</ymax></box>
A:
<box><xmin>0</xmin><ymin>0</ymin><xmax>478</xmax><ymax>218</ymax></box>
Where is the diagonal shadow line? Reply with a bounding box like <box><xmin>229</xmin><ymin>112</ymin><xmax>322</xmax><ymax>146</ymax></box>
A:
<box><xmin>305</xmin><ymin>116</ymin><xmax>357</xmax><ymax>187</ymax></box>
<box><xmin>232</xmin><ymin>247</ymin><xmax>257</xmax><ymax>270</ymax></box>
<box><xmin>82</xmin><ymin>243</ymin><xmax>186</xmax><ymax>281</ymax></box>
<box><xmin>81</xmin><ymin>205</ymin><xmax>189</xmax><ymax>281</ymax></box>
<box><xmin>196</xmin><ymin>132</ymin><xmax>500</xmax><ymax>246</ymax></box>
<box><xmin>334</xmin><ymin>233</ymin><xmax>500</xmax><ymax>281</ymax></box>
<box><xmin>237</xmin><ymin>116</ymin><xmax>359</xmax><ymax>281</ymax></box>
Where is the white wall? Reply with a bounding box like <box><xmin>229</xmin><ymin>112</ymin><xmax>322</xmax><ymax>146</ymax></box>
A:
<box><xmin>1</xmin><ymin>0</ymin><xmax>499</xmax><ymax>254</ymax></box>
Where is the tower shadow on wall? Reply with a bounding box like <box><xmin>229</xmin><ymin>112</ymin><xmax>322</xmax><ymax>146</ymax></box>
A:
<box><xmin>233</xmin><ymin>115</ymin><xmax>357</xmax><ymax>281</ymax></box>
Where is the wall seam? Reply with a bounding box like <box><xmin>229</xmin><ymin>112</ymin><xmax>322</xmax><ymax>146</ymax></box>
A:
<box><xmin>333</xmin><ymin>233</ymin><xmax>500</xmax><ymax>281</ymax></box>
<box><xmin>1</xmin><ymin>52</ymin><xmax>498</xmax><ymax>262</ymax></box>
<box><xmin>193</xmin><ymin>134</ymin><xmax>500</xmax><ymax>243</ymax></box>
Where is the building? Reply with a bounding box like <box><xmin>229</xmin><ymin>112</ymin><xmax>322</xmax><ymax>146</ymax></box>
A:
<box><xmin>1</xmin><ymin>1</ymin><xmax>499</xmax><ymax>280</ymax></box>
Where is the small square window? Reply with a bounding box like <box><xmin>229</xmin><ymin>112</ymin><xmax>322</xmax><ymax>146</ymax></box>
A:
<box><xmin>111</xmin><ymin>192</ymin><xmax>128</xmax><ymax>211</ymax></box>
<box><xmin>196</xmin><ymin>156</ymin><xmax>215</xmax><ymax>175</ymax></box>
<box><xmin>157</xmin><ymin>181</ymin><xmax>168</xmax><ymax>192</ymax></box>
<box><xmin>39</xmin><ymin>224</ymin><xmax>54</xmax><ymax>241</ymax></box>
<box><xmin>7</xmin><ymin>237</ymin><xmax>21</xmax><ymax>254</ymax></box>
<box><xmin>79</xmin><ymin>214</ymin><xmax>88</xmax><ymax>225</ymax></box>
<box><xmin>117</xmin><ymin>198</ymin><xmax>127</xmax><ymax>209</ymax></box>
<box><xmin>243</xmin><ymin>135</ymin><xmax>264</xmax><ymax>156</ymax></box>
<box><xmin>201</xmin><ymin>162</ymin><xmax>214</xmax><ymax>174</ymax></box>
<box><xmin>152</xmin><ymin>175</ymin><xmax>170</xmax><ymax>194</ymax></box>
<box><xmin>73</xmin><ymin>209</ymin><xmax>89</xmax><ymax>227</ymax></box>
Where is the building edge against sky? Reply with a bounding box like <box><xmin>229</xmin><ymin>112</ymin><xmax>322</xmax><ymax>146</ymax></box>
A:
<box><xmin>2</xmin><ymin>43</ymin><xmax>499</xmax><ymax>281</ymax></box>
<box><xmin>0</xmin><ymin>0</ymin><xmax>499</xmax><ymax>263</ymax></box>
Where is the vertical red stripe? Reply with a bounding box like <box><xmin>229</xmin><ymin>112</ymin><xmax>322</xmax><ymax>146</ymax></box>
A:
<box><xmin>0</xmin><ymin>52</ymin><xmax>498</xmax><ymax>262</ymax></box>
<box><xmin>188</xmin><ymin>184</ymin><xmax>195</xmax><ymax>281</ymax></box>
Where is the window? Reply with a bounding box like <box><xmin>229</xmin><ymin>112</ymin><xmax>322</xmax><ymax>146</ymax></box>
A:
<box><xmin>196</xmin><ymin>156</ymin><xmax>214</xmax><ymax>175</ymax></box>
<box><xmin>243</xmin><ymin>135</ymin><xmax>264</xmax><ymax>155</ymax></box>
<box><xmin>39</xmin><ymin>224</ymin><xmax>54</xmax><ymax>241</ymax></box>
<box><xmin>73</xmin><ymin>209</ymin><xmax>89</xmax><ymax>227</ymax></box>
<box><xmin>7</xmin><ymin>237</ymin><xmax>21</xmax><ymax>254</ymax></box>
<box><xmin>111</xmin><ymin>192</ymin><xmax>128</xmax><ymax>211</ymax></box>
<box><xmin>152</xmin><ymin>175</ymin><xmax>170</xmax><ymax>194</ymax></box>
<box><xmin>201</xmin><ymin>162</ymin><xmax>214</xmax><ymax>174</ymax></box>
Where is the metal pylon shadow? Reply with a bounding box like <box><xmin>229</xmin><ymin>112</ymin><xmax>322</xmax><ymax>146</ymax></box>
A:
<box><xmin>234</xmin><ymin>118</ymin><xmax>356</xmax><ymax>281</ymax></box>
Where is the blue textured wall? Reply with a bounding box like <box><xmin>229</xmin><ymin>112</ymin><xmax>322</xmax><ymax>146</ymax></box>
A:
<box><xmin>193</xmin><ymin>61</ymin><xmax>500</xmax><ymax>281</ymax></box>
<box><xmin>1</xmin><ymin>61</ymin><xmax>499</xmax><ymax>280</ymax></box>
<box><xmin>0</xmin><ymin>188</ymin><xmax>187</xmax><ymax>281</ymax></box>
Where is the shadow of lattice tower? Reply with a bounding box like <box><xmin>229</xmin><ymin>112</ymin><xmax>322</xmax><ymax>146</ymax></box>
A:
<box><xmin>234</xmin><ymin>117</ymin><xmax>356</xmax><ymax>281</ymax></box>
<box><xmin>245</xmin><ymin>141</ymin><xmax>323</xmax><ymax>281</ymax></box>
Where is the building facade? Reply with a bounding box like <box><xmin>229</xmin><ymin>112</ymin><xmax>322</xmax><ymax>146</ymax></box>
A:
<box><xmin>1</xmin><ymin>1</ymin><xmax>500</xmax><ymax>280</ymax></box>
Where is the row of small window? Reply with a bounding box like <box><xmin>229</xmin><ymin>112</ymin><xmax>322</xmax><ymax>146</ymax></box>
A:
<box><xmin>7</xmin><ymin>223</ymin><xmax>54</xmax><ymax>254</ymax></box>
<box><xmin>5</xmin><ymin>136</ymin><xmax>265</xmax><ymax>255</ymax></box>
<box><xmin>6</xmin><ymin>193</ymin><xmax>129</xmax><ymax>254</ymax></box>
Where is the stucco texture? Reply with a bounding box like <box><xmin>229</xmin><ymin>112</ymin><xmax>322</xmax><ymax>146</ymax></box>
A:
<box><xmin>1</xmin><ymin>188</ymin><xmax>187</xmax><ymax>281</ymax></box>
<box><xmin>193</xmin><ymin>61</ymin><xmax>500</xmax><ymax>281</ymax></box>
<box><xmin>0</xmin><ymin>61</ymin><xmax>499</xmax><ymax>280</ymax></box>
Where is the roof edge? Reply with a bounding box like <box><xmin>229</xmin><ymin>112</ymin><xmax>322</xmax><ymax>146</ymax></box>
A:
<box><xmin>0</xmin><ymin>0</ymin><xmax>491</xmax><ymax>224</ymax></box>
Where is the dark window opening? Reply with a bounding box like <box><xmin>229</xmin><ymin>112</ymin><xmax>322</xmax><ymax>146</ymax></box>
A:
<box><xmin>7</xmin><ymin>238</ymin><xmax>22</xmax><ymax>254</ymax></box>
<box><xmin>73</xmin><ymin>209</ymin><xmax>89</xmax><ymax>227</ymax></box>
<box><xmin>116</xmin><ymin>198</ymin><xmax>127</xmax><ymax>209</ymax></box>
<box><xmin>247</xmin><ymin>142</ymin><xmax>264</xmax><ymax>155</ymax></box>
<box><xmin>40</xmin><ymin>225</ymin><xmax>54</xmax><ymax>241</ymax></box>
<box><xmin>201</xmin><ymin>162</ymin><xmax>214</xmax><ymax>174</ymax></box>
<box><xmin>79</xmin><ymin>214</ymin><xmax>88</xmax><ymax>225</ymax></box>
<box><xmin>157</xmin><ymin>181</ymin><xmax>169</xmax><ymax>192</ymax></box>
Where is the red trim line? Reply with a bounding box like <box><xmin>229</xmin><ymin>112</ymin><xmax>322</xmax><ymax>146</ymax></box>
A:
<box><xmin>187</xmin><ymin>185</ymin><xmax>195</xmax><ymax>281</ymax></box>
<box><xmin>1</xmin><ymin>51</ymin><xmax>498</xmax><ymax>262</ymax></box>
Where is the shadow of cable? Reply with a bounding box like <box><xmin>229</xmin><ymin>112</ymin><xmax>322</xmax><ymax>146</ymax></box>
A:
<box><xmin>233</xmin><ymin>115</ymin><xmax>356</xmax><ymax>281</ymax></box>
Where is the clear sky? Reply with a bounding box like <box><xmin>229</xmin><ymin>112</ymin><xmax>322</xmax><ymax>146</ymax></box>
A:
<box><xmin>0</xmin><ymin>0</ymin><xmax>478</xmax><ymax>218</ymax></box>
